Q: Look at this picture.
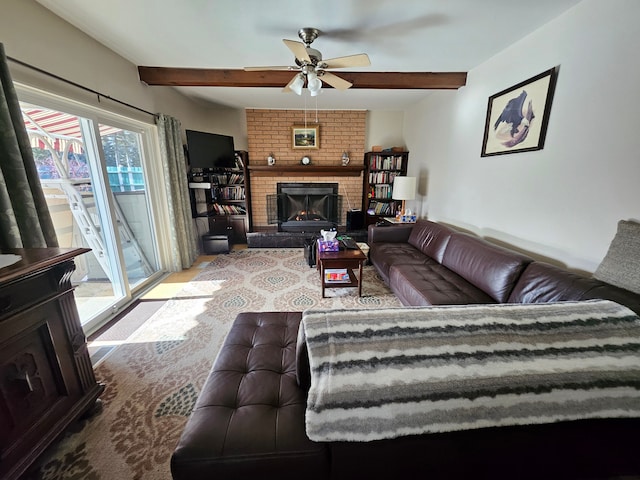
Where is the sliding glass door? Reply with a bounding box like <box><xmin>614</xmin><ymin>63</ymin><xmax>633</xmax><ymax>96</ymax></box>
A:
<box><xmin>97</xmin><ymin>122</ymin><xmax>159</xmax><ymax>291</ymax></box>
<box><xmin>18</xmin><ymin>92</ymin><xmax>164</xmax><ymax>333</ymax></box>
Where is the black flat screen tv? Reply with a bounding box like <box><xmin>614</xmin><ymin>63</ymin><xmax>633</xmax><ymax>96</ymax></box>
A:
<box><xmin>186</xmin><ymin>129</ymin><xmax>236</xmax><ymax>169</ymax></box>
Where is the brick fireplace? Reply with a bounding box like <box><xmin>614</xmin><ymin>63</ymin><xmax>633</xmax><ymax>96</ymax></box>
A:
<box><xmin>246</xmin><ymin>109</ymin><xmax>366</xmax><ymax>230</ymax></box>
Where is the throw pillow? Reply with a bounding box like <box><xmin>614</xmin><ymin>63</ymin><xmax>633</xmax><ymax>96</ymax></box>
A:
<box><xmin>594</xmin><ymin>219</ymin><xmax>640</xmax><ymax>294</ymax></box>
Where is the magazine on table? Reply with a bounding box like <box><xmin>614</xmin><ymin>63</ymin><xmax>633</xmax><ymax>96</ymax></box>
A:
<box><xmin>324</xmin><ymin>269</ymin><xmax>350</xmax><ymax>283</ymax></box>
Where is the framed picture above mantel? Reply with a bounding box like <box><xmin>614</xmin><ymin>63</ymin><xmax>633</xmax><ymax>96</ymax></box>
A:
<box><xmin>292</xmin><ymin>125</ymin><xmax>319</xmax><ymax>149</ymax></box>
<box><xmin>481</xmin><ymin>67</ymin><xmax>558</xmax><ymax>157</ymax></box>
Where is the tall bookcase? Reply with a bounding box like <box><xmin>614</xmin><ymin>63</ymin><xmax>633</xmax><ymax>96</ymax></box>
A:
<box><xmin>188</xmin><ymin>150</ymin><xmax>251</xmax><ymax>245</ymax></box>
<box><xmin>363</xmin><ymin>151</ymin><xmax>409</xmax><ymax>226</ymax></box>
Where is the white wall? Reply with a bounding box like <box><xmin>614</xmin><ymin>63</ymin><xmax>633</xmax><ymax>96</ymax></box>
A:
<box><xmin>0</xmin><ymin>0</ymin><xmax>246</xmax><ymax>144</ymax></box>
<box><xmin>366</xmin><ymin>111</ymin><xmax>405</xmax><ymax>151</ymax></box>
<box><xmin>405</xmin><ymin>0</ymin><xmax>640</xmax><ymax>273</ymax></box>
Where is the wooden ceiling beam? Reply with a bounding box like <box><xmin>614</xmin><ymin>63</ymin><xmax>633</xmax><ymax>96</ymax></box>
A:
<box><xmin>137</xmin><ymin>67</ymin><xmax>467</xmax><ymax>90</ymax></box>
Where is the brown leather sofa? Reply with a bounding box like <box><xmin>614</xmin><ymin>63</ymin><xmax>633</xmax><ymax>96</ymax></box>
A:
<box><xmin>171</xmin><ymin>312</ymin><xmax>640</xmax><ymax>480</ymax></box>
<box><xmin>171</xmin><ymin>221</ymin><xmax>640</xmax><ymax>479</ymax></box>
<box><xmin>368</xmin><ymin>219</ymin><xmax>640</xmax><ymax>315</ymax></box>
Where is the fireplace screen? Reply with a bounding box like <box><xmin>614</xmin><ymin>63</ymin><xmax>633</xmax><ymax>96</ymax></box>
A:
<box><xmin>268</xmin><ymin>183</ymin><xmax>342</xmax><ymax>232</ymax></box>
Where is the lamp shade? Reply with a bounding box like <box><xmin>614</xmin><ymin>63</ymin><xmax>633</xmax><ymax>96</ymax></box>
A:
<box><xmin>392</xmin><ymin>176</ymin><xmax>416</xmax><ymax>201</ymax></box>
<box><xmin>307</xmin><ymin>72</ymin><xmax>322</xmax><ymax>95</ymax></box>
<box><xmin>290</xmin><ymin>74</ymin><xmax>304</xmax><ymax>96</ymax></box>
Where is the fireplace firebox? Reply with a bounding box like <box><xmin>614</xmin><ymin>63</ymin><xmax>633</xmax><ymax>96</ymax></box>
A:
<box><xmin>267</xmin><ymin>183</ymin><xmax>341</xmax><ymax>232</ymax></box>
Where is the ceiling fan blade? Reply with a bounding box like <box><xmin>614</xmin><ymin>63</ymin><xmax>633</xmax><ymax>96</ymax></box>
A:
<box><xmin>320</xmin><ymin>71</ymin><xmax>352</xmax><ymax>90</ymax></box>
<box><xmin>244</xmin><ymin>66</ymin><xmax>294</xmax><ymax>71</ymax></box>
<box><xmin>323</xmin><ymin>53</ymin><xmax>371</xmax><ymax>69</ymax></box>
<box><xmin>283</xmin><ymin>39</ymin><xmax>311</xmax><ymax>63</ymax></box>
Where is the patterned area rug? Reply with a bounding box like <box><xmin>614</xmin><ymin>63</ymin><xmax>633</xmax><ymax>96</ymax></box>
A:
<box><xmin>22</xmin><ymin>248</ymin><xmax>401</xmax><ymax>480</ymax></box>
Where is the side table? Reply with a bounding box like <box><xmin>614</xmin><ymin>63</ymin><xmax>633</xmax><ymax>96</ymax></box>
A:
<box><xmin>317</xmin><ymin>247</ymin><xmax>367</xmax><ymax>298</ymax></box>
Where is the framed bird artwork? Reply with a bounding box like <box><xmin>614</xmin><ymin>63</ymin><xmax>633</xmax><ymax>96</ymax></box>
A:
<box><xmin>481</xmin><ymin>67</ymin><xmax>558</xmax><ymax>157</ymax></box>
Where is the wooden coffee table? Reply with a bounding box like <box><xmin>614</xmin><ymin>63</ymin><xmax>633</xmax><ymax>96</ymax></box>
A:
<box><xmin>317</xmin><ymin>246</ymin><xmax>367</xmax><ymax>298</ymax></box>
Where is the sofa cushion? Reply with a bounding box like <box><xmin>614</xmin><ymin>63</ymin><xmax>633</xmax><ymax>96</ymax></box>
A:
<box><xmin>407</xmin><ymin>219</ymin><xmax>454</xmax><ymax>263</ymax></box>
<box><xmin>389</xmin><ymin>263</ymin><xmax>495</xmax><ymax>306</ymax></box>
<box><xmin>507</xmin><ymin>261</ymin><xmax>602</xmax><ymax>304</ymax></box>
<box><xmin>171</xmin><ymin>311</ymin><xmax>328</xmax><ymax>480</ymax></box>
<box><xmin>441</xmin><ymin>233</ymin><xmax>532</xmax><ymax>303</ymax></box>
<box><xmin>594</xmin><ymin>220</ymin><xmax>640</xmax><ymax>295</ymax></box>
<box><xmin>368</xmin><ymin>242</ymin><xmax>437</xmax><ymax>284</ymax></box>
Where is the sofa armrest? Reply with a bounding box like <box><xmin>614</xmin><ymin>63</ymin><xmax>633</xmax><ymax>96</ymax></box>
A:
<box><xmin>368</xmin><ymin>223</ymin><xmax>414</xmax><ymax>244</ymax></box>
<box><xmin>581</xmin><ymin>283</ymin><xmax>640</xmax><ymax>317</ymax></box>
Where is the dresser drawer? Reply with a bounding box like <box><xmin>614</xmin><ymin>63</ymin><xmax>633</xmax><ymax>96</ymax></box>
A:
<box><xmin>0</xmin><ymin>272</ymin><xmax>57</xmax><ymax>320</ymax></box>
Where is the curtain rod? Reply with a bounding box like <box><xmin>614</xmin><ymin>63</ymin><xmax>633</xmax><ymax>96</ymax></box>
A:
<box><xmin>8</xmin><ymin>55</ymin><xmax>157</xmax><ymax>119</ymax></box>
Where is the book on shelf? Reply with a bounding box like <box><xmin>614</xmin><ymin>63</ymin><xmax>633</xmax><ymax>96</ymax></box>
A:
<box><xmin>368</xmin><ymin>154</ymin><xmax>404</xmax><ymax>171</ymax></box>
<box><xmin>367</xmin><ymin>201</ymin><xmax>395</xmax><ymax>216</ymax></box>
<box><xmin>374</xmin><ymin>184</ymin><xmax>392</xmax><ymax>199</ymax></box>
<box><xmin>368</xmin><ymin>171</ymin><xmax>398</xmax><ymax>184</ymax></box>
<box><xmin>211</xmin><ymin>173</ymin><xmax>244</xmax><ymax>185</ymax></box>
<box><xmin>228</xmin><ymin>173</ymin><xmax>244</xmax><ymax>184</ymax></box>
<box><xmin>220</xmin><ymin>185</ymin><xmax>245</xmax><ymax>200</ymax></box>
<box><xmin>210</xmin><ymin>203</ymin><xmax>246</xmax><ymax>215</ymax></box>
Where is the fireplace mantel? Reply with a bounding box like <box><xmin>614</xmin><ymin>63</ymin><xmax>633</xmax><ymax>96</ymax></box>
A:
<box><xmin>248</xmin><ymin>165</ymin><xmax>364</xmax><ymax>177</ymax></box>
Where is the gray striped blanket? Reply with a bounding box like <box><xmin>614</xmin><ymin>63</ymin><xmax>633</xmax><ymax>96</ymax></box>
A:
<box><xmin>302</xmin><ymin>300</ymin><xmax>640</xmax><ymax>442</ymax></box>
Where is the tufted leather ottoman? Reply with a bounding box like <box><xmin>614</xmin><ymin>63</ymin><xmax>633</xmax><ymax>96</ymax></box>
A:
<box><xmin>170</xmin><ymin>311</ymin><xmax>329</xmax><ymax>480</ymax></box>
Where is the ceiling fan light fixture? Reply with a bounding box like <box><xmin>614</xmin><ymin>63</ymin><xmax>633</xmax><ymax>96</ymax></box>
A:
<box><xmin>307</xmin><ymin>72</ymin><xmax>322</xmax><ymax>95</ymax></box>
<box><xmin>243</xmin><ymin>27</ymin><xmax>373</xmax><ymax>96</ymax></box>
<box><xmin>290</xmin><ymin>74</ymin><xmax>305</xmax><ymax>95</ymax></box>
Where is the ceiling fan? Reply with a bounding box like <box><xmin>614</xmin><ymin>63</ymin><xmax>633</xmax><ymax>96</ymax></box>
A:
<box><xmin>243</xmin><ymin>27</ymin><xmax>371</xmax><ymax>96</ymax></box>
<box><xmin>137</xmin><ymin>26</ymin><xmax>467</xmax><ymax>91</ymax></box>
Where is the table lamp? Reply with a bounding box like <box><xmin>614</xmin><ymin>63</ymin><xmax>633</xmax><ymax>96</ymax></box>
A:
<box><xmin>392</xmin><ymin>176</ymin><xmax>416</xmax><ymax>219</ymax></box>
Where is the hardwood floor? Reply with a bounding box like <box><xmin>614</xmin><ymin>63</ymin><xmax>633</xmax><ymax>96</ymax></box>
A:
<box><xmin>138</xmin><ymin>254</ymin><xmax>220</xmax><ymax>300</ymax></box>
<box><xmin>87</xmin><ymin>248</ymin><xmax>245</xmax><ymax>362</ymax></box>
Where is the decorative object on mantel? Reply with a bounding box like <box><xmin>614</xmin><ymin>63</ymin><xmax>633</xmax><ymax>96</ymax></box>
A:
<box><xmin>481</xmin><ymin>66</ymin><xmax>558</xmax><ymax>157</ymax></box>
<box><xmin>341</xmin><ymin>151</ymin><xmax>350</xmax><ymax>166</ymax></box>
<box><xmin>300</xmin><ymin>156</ymin><xmax>311</xmax><ymax>165</ymax></box>
<box><xmin>292</xmin><ymin>125</ymin><xmax>319</xmax><ymax>149</ymax></box>
<box><xmin>267</xmin><ymin>153</ymin><xmax>276</xmax><ymax>166</ymax></box>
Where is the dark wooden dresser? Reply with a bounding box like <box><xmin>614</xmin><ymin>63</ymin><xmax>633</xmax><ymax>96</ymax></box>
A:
<box><xmin>0</xmin><ymin>248</ymin><xmax>104</xmax><ymax>480</ymax></box>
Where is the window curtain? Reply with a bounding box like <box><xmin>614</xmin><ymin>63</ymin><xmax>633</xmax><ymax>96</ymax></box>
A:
<box><xmin>156</xmin><ymin>113</ymin><xmax>197</xmax><ymax>270</ymax></box>
<box><xmin>0</xmin><ymin>43</ymin><xmax>57</xmax><ymax>249</ymax></box>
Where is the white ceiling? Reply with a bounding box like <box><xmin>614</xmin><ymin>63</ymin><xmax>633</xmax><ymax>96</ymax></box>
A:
<box><xmin>36</xmin><ymin>0</ymin><xmax>582</xmax><ymax>110</ymax></box>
